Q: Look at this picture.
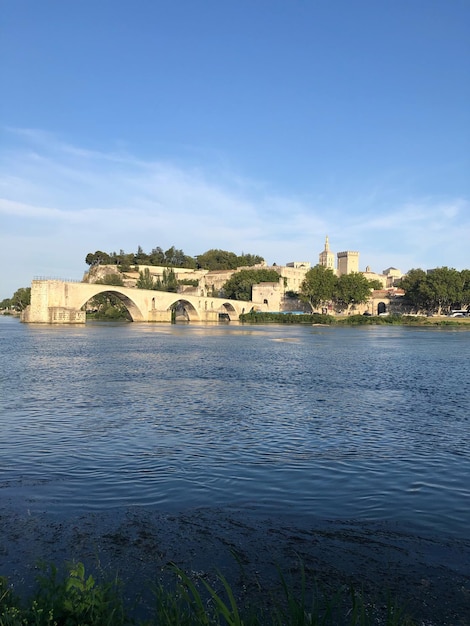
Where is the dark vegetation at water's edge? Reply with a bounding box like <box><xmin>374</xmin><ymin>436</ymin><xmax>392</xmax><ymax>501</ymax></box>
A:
<box><xmin>1</xmin><ymin>508</ymin><xmax>468</xmax><ymax>626</ymax></box>
<box><xmin>240</xmin><ymin>311</ymin><xmax>334</xmax><ymax>324</ymax></box>
<box><xmin>1</xmin><ymin>560</ymin><xmax>417</xmax><ymax>625</ymax></box>
<box><xmin>239</xmin><ymin>311</ymin><xmax>470</xmax><ymax>327</ymax></box>
<box><xmin>83</xmin><ymin>310</ymin><xmax>470</xmax><ymax>325</ymax></box>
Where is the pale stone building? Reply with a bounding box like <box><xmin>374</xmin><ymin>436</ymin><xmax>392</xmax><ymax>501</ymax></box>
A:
<box><xmin>362</xmin><ymin>266</ymin><xmax>387</xmax><ymax>288</ymax></box>
<box><xmin>252</xmin><ymin>282</ymin><xmax>283</xmax><ymax>310</ymax></box>
<box><xmin>200</xmin><ymin>269</ymin><xmax>237</xmax><ymax>296</ymax></box>
<box><xmin>383</xmin><ymin>267</ymin><xmax>403</xmax><ymax>288</ymax></box>
<box><xmin>275</xmin><ymin>264</ymin><xmax>310</xmax><ymax>292</ymax></box>
<box><xmin>286</xmin><ymin>261</ymin><xmax>311</xmax><ymax>270</ymax></box>
<box><xmin>252</xmin><ymin>280</ymin><xmax>310</xmax><ymax>313</ymax></box>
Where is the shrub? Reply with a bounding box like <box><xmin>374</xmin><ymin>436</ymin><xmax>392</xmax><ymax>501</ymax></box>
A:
<box><xmin>0</xmin><ymin>560</ymin><xmax>419</xmax><ymax>626</ymax></box>
<box><xmin>240</xmin><ymin>311</ymin><xmax>334</xmax><ymax>324</ymax></box>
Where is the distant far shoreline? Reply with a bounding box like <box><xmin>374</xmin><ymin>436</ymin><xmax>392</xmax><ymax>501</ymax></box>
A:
<box><xmin>239</xmin><ymin>311</ymin><xmax>470</xmax><ymax>327</ymax></box>
<box><xmin>2</xmin><ymin>310</ymin><xmax>469</xmax><ymax>328</ymax></box>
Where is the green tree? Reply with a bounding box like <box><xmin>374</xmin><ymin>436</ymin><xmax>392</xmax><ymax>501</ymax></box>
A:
<box><xmin>87</xmin><ymin>291</ymin><xmax>130</xmax><ymax>319</ymax></box>
<box><xmin>11</xmin><ymin>287</ymin><xmax>31</xmax><ymax>311</ymax></box>
<box><xmin>136</xmin><ymin>268</ymin><xmax>156</xmax><ymax>290</ymax></box>
<box><xmin>334</xmin><ymin>273</ymin><xmax>374</xmax><ymax>312</ymax></box>
<box><xmin>163</xmin><ymin>246</ymin><xmax>196</xmax><ymax>268</ymax></box>
<box><xmin>149</xmin><ymin>246</ymin><xmax>165</xmax><ymax>266</ymax></box>
<box><xmin>85</xmin><ymin>250</ymin><xmax>112</xmax><ymax>266</ymax></box>
<box><xmin>0</xmin><ymin>297</ymin><xmax>12</xmax><ymax>309</ymax></box>
<box><xmin>299</xmin><ymin>265</ymin><xmax>337</xmax><ymax>311</ymax></box>
<box><xmin>155</xmin><ymin>268</ymin><xmax>178</xmax><ymax>292</ymax></box>
<box><xmin>425</xmin><ymin>267</ymin><xmax>463</xmax><ymax>313</ymax></box>
<box><xmin>222</xmin><ymin>269</ymin><xmax>279</xmax><ymax>300</ymax></box>
<box><xmin>237</xmin><ymin>252</ymin><xmax>265</xmax><ymax>267</ymax></box>
<box><xmin>399</xmin><ymin>268</ymin><xmax>429</xmax><ymax>312</ymax></box>
<box><xmin>368</xmin><ymin>279</ymin><xmax>384</xmax><ymax>290</ymax></box>
<box><xmin>461</xmin><ymin>269</ymin><xmax>470</xmax><ymax>308</ymax></box>
<box><xmin>400</xmin><ymin>267</ymin><xmax>465</xmax><ymax>314</ymax></box>
<box><xmin>196</xmin><ymin>249</ymin><xmax>264</xmax><ymax>271</ymax></box>
<box><xmin>196</xmin><ymin>249</ymin><xmax>240</xmax><ymax>270</ymax></box>
<box><xmin>134</xmin><ymin>245</ymin><xmax>150</xmax><ymax>265</ymax></box>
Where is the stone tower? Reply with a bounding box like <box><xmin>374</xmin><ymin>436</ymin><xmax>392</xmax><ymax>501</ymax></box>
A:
<box><xmin>319</xmin><ymin>235</ymin><xmax>335</xmax><ymax>270</ymax></box>
<box><xmin>337</xmin><ymin>250</ymin><xmax>359</xmax><ymax>276</ymax></box>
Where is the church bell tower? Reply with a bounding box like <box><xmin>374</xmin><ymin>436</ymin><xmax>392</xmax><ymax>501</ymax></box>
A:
<box><xmin>319</xmin><ymin>235</ymin><xmax>335</xmax><ymax>270</ymax></box>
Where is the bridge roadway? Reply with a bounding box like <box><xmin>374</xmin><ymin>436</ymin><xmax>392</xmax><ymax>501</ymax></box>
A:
<box><xmin>21</xmin><ymin>279</ymin><xmax>259</xmax><ymax>323</ymax></box>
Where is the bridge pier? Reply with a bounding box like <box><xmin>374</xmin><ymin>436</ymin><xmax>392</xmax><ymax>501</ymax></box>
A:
<box><xmin>48</xmin><ymin>307</ymin><xmax>85</xmax><ymax>323</ymax></box>
<box><xmin>147</xmin><ymin>310</ymin><xmax>172</xmax><ymax>322</ymax></box>
<box><xmin>200</xmin><ymin>310</ymin><xmax>219</xmax><ymax>322</ymax></box>
<box><xmin>21</xmin><ymin>280</ymin><xmax>86</xmax><ymax>324</ymax></box>
<box><xmin>21</xmin><ymin>303</ymin><xmax>86</xmax><ymax>324</ymax></box>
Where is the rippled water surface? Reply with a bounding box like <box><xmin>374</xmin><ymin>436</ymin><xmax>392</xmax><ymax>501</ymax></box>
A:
<box><xmin>1</xmin><ymin>317</ymin><xmax>469</xmax><ymax>538</ymax></box>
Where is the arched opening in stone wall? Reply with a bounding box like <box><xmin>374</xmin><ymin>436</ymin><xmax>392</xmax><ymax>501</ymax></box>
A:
<box><xmin>218</xmin><ymin>302</ymin><xmax>238</xmax><ymax>321</ymax></box>
<box><xmin>377</xmin><ymin>302</ymin><xmax>387</xmax><ymax>315</ymax></box>
<box><xmin>168</xmin><ymin>299</ymin><xmax>200</xmax><ymax>322</ymax></box>
<box><xmin>79</xmin><ymin>289</ymin><xmax>144</xmax><ymax>322</ymax></box>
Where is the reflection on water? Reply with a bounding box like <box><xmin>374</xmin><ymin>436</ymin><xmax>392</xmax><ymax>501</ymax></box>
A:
<box><xmin>1</xmin><ymin>317</ymin><xmax>469</xmax><ymax>539</ymax></box>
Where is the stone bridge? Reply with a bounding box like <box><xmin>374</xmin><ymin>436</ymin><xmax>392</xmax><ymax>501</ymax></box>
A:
<box><xmin>21</xmin><ymin>280</ymin><xmax>259</xmax><ymax>324</ymax></box>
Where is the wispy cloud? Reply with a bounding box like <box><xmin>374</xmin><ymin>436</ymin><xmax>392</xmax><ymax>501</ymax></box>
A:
<box><xmin>0</xmin><ymin>127</ymin><xmax>468</xmax><ymax>298</ymax></box>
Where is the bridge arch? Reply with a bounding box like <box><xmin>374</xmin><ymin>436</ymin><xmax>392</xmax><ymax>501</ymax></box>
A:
<box><xmin>162</xmin><ymin>297</ymin><xmax>246</xmax><ymax>322</ymax></box>
<box><xmin>218</xmin><ymin>301</ymin><xmax>243</xmax><ymax>320</ymax></box>
<box><xmin>77</xmin><ymin>288</ymin><xmax>146</xmax><ymax>322</ymax></box>
<box><xmin>166</xmin><ymin>298</ymin><xmax>200</xmax><ymax>322</ymax></box>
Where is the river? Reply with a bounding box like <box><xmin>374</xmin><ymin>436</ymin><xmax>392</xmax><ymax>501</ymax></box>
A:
<box><xmin>1</xmin><ymin>316</ymin><xmax>469</xmax><ymax>539</ymax></box>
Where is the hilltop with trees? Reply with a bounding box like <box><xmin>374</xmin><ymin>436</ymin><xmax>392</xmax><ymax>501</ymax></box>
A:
<box><xmin>85</xmin><ymin>246</ymin><xmax>265</xmax><ymax>271</ymax></box>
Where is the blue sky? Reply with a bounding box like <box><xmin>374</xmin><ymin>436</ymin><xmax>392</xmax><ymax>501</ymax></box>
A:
<box><xmin>1</xmin><ymin>0</ymin><xmax>469</xmax><ymax>300</ymax></box>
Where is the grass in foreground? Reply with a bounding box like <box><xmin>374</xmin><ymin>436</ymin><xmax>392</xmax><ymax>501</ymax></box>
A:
<box><xmin>0</xmin><ymin>560</ymin><xmax>417</xmax><ymax>626</ymax></box>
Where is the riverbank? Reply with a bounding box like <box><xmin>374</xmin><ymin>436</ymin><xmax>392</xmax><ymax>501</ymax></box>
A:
<box><xmin>239</xmin><ymin>311</ymin><xmax>470</xmax><ymax>327</ymax></box>
<box><xmin>1</xmin><ymin>506</ymin><xmax>469</xmax><ymax>624</ymax></box>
